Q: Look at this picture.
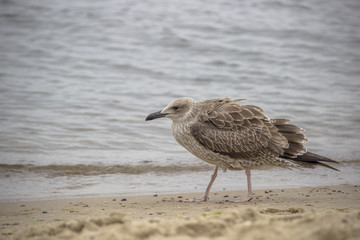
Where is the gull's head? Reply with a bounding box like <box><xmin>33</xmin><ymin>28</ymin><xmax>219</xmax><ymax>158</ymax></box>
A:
<box><xmin>145</xmin><ymin>97</ymin><xmax>196</xmax><ymax>122</ymax></box>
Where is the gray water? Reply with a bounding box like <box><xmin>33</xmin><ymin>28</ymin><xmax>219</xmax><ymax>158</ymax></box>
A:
<box><xmin>0</xmin><ymin>0</ymin><xmax>360</xmax><ymax>201</ymax></box>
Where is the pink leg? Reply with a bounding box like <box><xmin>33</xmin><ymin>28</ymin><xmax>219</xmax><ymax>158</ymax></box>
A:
<box><xmin>228</xmin><ymin>169</ymin><xmax>253</xmax><ymax>203</ymax></box>
<box><xmin>185</xmin><ymin>166</ymin><xmax>218</xmax><ymax>202</ymax></box>
<box><xmin>242</xmin><ymin>169</ymin><xmax>253</xmax><ymax>202</ymax></box>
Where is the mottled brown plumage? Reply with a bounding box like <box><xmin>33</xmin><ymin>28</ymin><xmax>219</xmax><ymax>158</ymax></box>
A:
<box><xmin>146</xmin><ymin>97</ymin><xmax>338</xmax><ymax>202</ymax></box>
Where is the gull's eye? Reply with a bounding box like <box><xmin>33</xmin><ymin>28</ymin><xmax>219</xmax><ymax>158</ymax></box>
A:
<box><xmin>173</xmin><ymin>106</ymin><xmax>179</xmax><ymax>110</ymax></box>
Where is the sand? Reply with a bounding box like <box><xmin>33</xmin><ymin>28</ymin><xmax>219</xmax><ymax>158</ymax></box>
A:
<box><xmin>1</xmin><ymin>184</ymin><xmax>359</xmax><ymax>240</ymax></box>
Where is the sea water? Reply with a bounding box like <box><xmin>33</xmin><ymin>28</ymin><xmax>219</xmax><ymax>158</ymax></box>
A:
<box><xmin>0</xmin><ymin>0</ymin><xmax>359</xmax><ymax>201</ymax></box>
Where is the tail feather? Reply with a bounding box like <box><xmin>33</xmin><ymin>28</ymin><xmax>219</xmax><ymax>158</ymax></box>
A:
<box><xmin>294</xmin><ymin>152</ymin><xmax>338</xmax><ymax>163</ymax></box>
<box><xmin>286</xmin><ymin>152</ymin><xmax>339</xmax><ymax>171</ymax></box>
<box><xmin>272</xmin><ymin>118</ymin><xmax>339</xmax><ymax>171</ymax></box>
<box><xmin>316</xmin><ymin>162</ymin><xmax>340</xmax><ymax>171</ymax></box>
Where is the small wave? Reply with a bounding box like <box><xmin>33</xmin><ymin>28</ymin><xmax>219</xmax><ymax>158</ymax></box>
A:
<box><xmin>340</xmin><ymin>159</ymin><xmax>360</xmax><ymax>165</ymax></box>
<box><xmin>0</xmin><ymin>163</ymin><xmax>213</xmax><ymax>177</ymax></box>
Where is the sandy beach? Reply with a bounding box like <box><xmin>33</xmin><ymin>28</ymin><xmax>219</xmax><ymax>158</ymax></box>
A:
<box><xmin>0</xmin><ymin>184</ymin><xmax>359</xmax><ymax>239</ymax></box>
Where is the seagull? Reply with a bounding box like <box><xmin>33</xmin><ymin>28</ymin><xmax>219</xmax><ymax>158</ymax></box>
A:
<box><xmin>145</xmin><ymin>97</ymin><xmax>338</xmax><ymax>202</ymax></box>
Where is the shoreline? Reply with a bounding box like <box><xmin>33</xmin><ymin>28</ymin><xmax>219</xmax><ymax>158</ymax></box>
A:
<box><xmin>2</xmin><ymin>160</ymin><xmax>358</xmax><ymax>203</ymax></box>
<box><xmin>0</xmin><ymin>181</ymin><xmax>350</xmax><ymax>203</ymax></box>
<box><xmin>1</xmin><ymin>184</ymin><xmax>359</xmax><ymax>239</ymax></box>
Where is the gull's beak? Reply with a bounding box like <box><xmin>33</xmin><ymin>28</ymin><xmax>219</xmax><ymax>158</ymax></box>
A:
<box><xmin>145</xmin><ymin>110</ymin><xmax>167</xmax><ymax>121</ymax></box>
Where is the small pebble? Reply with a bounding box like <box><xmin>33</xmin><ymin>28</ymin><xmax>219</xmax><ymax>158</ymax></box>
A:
<box><xmin>223</xmin><ymin>195</ymin><xmax>229</xmax><ymax>198</ymax></box>
<box><xmin>178</xmin><ymin>196</ymin><xmax>182</xmax><ymax>198</ymax></box>
<box><xmin>121</xmin><ymin>198</ymin><xmax>127</xmax><ymax>201</ymax></box>
<box><xmin>306</xmin><ymin>195</ymin><xmax>310</xmax><ymax>197</ymax></box>
<box><xmin>42</xmin><ymin>211</ymin><xmax>48</xmax><ymax>214</ymax></box>
<box><xmin>113</xmin><ymin>199</ymin><xmax>116</xmax><ymax>201</ymax></box>
<box><xmin>20</xmin><ymin>205</ymin><xmax>25</xmax><ymax>207</ymax></box>
<box><xmin>332</xmin><ymin>190</ymin><xmax>336</xmax><ymax>192</ymax></box>
<box><xmin>153</xmin><ymin>194</ymin><xmax>158</xmax><ymax>197</ymax></box>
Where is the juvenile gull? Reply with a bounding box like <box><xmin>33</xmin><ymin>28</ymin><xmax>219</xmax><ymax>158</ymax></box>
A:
<box><xmin>145</xmin><ymin>97</ymin><xmax>338</xmax><ymax>202</ymax></box>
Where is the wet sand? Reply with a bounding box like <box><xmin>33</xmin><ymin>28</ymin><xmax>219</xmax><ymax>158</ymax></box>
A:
<box><xmin>1</xmin><ymin>184</ymin><xmax>359</xmax><ymax>240</ymax></box>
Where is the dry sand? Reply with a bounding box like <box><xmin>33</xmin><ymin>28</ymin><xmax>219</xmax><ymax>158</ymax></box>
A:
<box><xmin>1</xmin><ymin>184</ymin><xmax>359</xmax><ymax>240</ymax></box>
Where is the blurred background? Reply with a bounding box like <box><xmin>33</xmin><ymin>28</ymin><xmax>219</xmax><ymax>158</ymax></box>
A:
<box><xmin>0</xmin><ymin>0</ymin><xmax>359</xmax><ymax>201</ymax></box>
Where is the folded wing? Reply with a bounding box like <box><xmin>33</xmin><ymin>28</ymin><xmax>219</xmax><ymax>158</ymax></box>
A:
<box><xmin>190</xmin><ymin>98</ymin><xmax>307</xmax><ymax>161</ymax></box>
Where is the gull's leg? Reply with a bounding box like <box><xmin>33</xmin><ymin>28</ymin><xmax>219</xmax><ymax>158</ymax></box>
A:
<box><xmin>185</xmin><ymin>166</ymin><xmax>218</xmax><ymax>202</ymax></box>
<box><xmin>229</xmin><ymin>169</ymin><xmax>253</xmax><ymax>203</ymax></box>
<box><xmin>242</xmin><ymin>169</ymin><xmax>253</xmax><ymax>202</ymax></box>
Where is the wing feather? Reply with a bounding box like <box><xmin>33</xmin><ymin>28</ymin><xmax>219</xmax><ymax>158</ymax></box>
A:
<box><xmin>191</xmin><ymin>99</ymin><xmax>290</xmax><ymax>160</ymax></box>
